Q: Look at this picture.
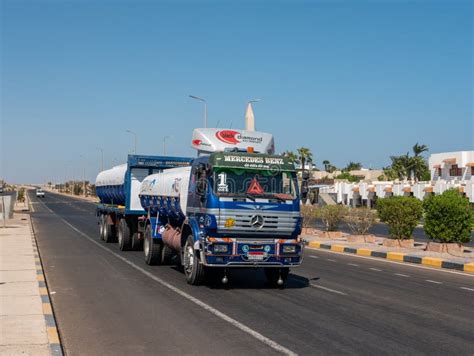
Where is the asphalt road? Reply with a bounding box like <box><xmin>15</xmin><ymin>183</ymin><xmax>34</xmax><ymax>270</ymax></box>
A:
<box><xmin>29</xmin><ymin>191</ymin><xmax>474</xmax><ymax>355</ymax></box>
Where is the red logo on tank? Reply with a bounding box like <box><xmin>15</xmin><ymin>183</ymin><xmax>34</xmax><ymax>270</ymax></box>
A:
<box><xmin>192</xmin><ymin>139</ymin><xmax>202</xmax><ymax>146</ymax></box>
<box><xmin>216</xmin><ymin>130</ymin><xmax>240</xmax><ymax>145</ymax></box>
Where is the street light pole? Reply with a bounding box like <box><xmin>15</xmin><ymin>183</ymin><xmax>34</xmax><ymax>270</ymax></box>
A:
<box><xmin>163</xmin><ymin>136</ymin><xmax>170</xmax><ymax>155</ymax></box>
<box><xmin>189</xmin><ymin>95</ymin><xmax>207</xmax><ymax>128</ymax></box>
<box><xmin>126</xmin><ymin>130</ymin><xmax>137</xmax><ymax>154</ymax></box>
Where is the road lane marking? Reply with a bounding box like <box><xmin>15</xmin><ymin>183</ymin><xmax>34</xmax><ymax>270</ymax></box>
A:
<box><xmin>348</xmin><ymin>263</ymin><xmax>359</xmax><ymax>267</ymax></box>
<box><xmin>326</xmin><ymin>259</ymin><xmax>337</xmax><ymax>262</ymax></box>
<box><xmin>460</xmin><ymin>287</ymin><xmax>474</xmax><ymax>291</ymax></box>
<box><xmin>306</xmin><ymin>246</ymin><xmax>474</xmax><ymax>278</ymax></box>
<box><xmin>394</xmin><ymin>273</ymin><xmax>410</xmax><ymax>278</ymax></box>
<box><xmin>369</xmin><ymin>268</ymin><xmax>382</xmax><ymax>272</ymax></box>
<box><xmin>309</xmin><ymin>256</ymin><xmax>319</xmax><ymax>259</ymax></box>
<box><xmin>35</xmin><ymin>199</ymin><xmax>296</xmax><ymax>356</ymax></box>
<box><xmin>425</xmin><ymin>280</ymin><xmax>442</xmax><ymax>284</ymax></box>
<box><xmin>310</xmin><ymin>283</ymin><xmax>347</xmax><ymax>296</ymax></box>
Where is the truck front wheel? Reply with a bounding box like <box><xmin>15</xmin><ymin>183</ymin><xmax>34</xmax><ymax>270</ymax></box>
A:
<box><xmin>118</xmin><ymin>218</ymin><xmax>131</xmax><ymax>251</ymax></box>
<box><xmin>144</xmin><ymin>225</ymin><xmax>162</xmax><ymax>265</ymax></box>
<box><xmin>183</xmin><ymin>235</ymin><xmax>205</xmax><ymax>285</ymax></box>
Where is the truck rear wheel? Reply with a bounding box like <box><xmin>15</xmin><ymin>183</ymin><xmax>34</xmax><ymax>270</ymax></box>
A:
<box><xmin>103</xmin><ymin>215</ymin><xmax>116</xmax><ymax>243</ymax></box>
<box><xmin>183</xmin><ymin>235</ymin><xmax>205</xmax><ymax>285</ymax></box>
<box><xmin>264</xmin><ymin>268</ymin><xmax>289</xmax><ymax>287</ymax></box>
<box><xmin>144</xmin><ymin>225</ymin><xmax>162</xmax><ymax>265</ymax></box>
<box><xmin>118</xmin><ymin>218</ymin><xmax>131</xmax><ymax>251</ymax></box>
<box><xmin>161</xmin><ymin>245</ymin><xmax>174</xmax><ymax>265</ymax></box>
<box><xmin>99</xmin><ymin>215</ymin><xmax>106</xmax><ymax>240</ymax></box>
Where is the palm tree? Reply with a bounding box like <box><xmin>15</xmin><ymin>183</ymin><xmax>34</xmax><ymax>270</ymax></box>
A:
<box><xmin>283</xmin><ymin>151</ymin><xmax>298</xmax><ymax>164</ymax></box>
<box><xmin>297</xmin><ymin>147</ymin><xmax>313</xmax><ymax>173</ymax></box>
<box><xmin>322</xmin><ymin>160</ymin><xmax>330</xmax><ymax>172</ymax></box>
<box><xmin>412</xmin><ymin>143</ymin><xmax>429</xmax><ymax>181</ymax></box>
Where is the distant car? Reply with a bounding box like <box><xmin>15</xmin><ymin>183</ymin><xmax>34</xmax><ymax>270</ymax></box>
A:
<box><xmin>36</xmin><ymin>189</ymin><xmax>45</xmax><ymax>198</ymax></box>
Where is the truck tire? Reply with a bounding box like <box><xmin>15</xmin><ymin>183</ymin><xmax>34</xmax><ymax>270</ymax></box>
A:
<box><xmin>99</xmin><ymin>215</ymin><xmax>106</xmax><ymax>241</ymax></box>
<box><xmin>264</xmin><ymin>268</ymin><xmax>289</xmax><ymax>287</ymax></box>
<box><xmin>161</xmin><ymin>245</ymin><xmax>174</xmax><ymax>265</ymax></box>
<box><xmin>144</xmin><ymin>225</ymin><xmax>162</xmax><ymax>265</ymax></box>
<box><xmin>183</xmin><ymin>235</ymin><xmax>205</xmax><ymax>285</ymax></box>
<box><xmin>118</xmin><ymin>218</ymin><xmax>131</xmax><ymax>251</ymax></box>
<box><xmin>103</xmin><ymin>216</ymin><xmax>116</xmax><ymax>243</ymax></box>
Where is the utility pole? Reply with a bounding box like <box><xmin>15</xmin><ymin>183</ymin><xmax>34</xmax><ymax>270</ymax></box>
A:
<box><xmin>97</xmin><ymin>147</ymin><xmax>104</xmax><ymax>171</ymax></box>
<box><xmin>126</xmin><ymin>130</ymin><xmax>138</xmax><ymax>154</ymax></box>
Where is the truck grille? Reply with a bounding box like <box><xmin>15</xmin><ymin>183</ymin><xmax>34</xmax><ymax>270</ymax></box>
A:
<box><xmin>217</xmin><ymin>209</ymin><xmax>299</xmax><ymax>235</ymax></box>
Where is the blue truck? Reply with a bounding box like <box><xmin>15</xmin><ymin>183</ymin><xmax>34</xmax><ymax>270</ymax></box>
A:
<box><xmin>95</xmin><ymin>129</ymin><xmax>304</xmax><ymax>286</ymax></box>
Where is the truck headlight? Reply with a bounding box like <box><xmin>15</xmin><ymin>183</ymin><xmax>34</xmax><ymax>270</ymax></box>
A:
<box><xmin>282</xmin><ymin>245</ymin><xmax>296</xmax><ymax>254</ymax></box>
<box><xmin>213</xmin><ymin>244</ymin><xmax>228</xmax><ymax>253</ymax></box>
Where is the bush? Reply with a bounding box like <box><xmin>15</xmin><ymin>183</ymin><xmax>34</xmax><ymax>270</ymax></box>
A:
<box><xmin>300</xmin><ymin>205</ymin><xmax>318</xmax><ymax>231</ymax></box>
<box><xmin>376</xmin><ymin>196</ymin><xmax>423</xmax><ymax>240</ymax></box>
<box><xmin>334</xmin><ymin>172</ymin><xmax>360</xmax><ymax>183</ymax></box>
<box><xmin>320</xmin><ymin>205</ymin><xmax>347</xmax><ymax>231</ymax></box>
<box><xmin>423</xmin><ymin>189</ymin><xmax>473</xmax><ymax>244</ymax></box>
<box><xmin>17</xmin><ymin>188</ymin><xmax>25</xmax><ymax>203</ymax></box>
<box><xmin>346</xmin><ymin>207</ymin><xmax>376</xmax><ymax>235</ymax></box>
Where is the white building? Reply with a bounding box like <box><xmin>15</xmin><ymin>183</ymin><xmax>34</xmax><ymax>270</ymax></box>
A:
<box><xmin>429</xmin><ymin>150</ymin><xmax>474</xmax><ymax>181</ymax></box>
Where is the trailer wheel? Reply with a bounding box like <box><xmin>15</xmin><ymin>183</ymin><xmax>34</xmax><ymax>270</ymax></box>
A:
<box><xmin>183</xmin><ymin>235</ymin><xmax>205</xmax><ymax>285</ymax></box>
<box><xmin>99</xmin><ymin>215</ymin><xmax>106</xmax><ymax>240</ymax></box>
<box><xmin>264</xmin><ymin>268</ymin><xmax>289</xmax><ymax>287</ymax></box>
<box><xmin>103</xmin><ymin>216</ymin><xmax>116</xmax><ymax>243</ymax></box>
<box><xmin>118</xmin><ymin>218</ymin><xmax>131</xmax><ymax>251</ymax></box>
<box><xmin>144</xmin><ymin>225</ymin><xmax>162</xmax><ymax>265</ymax></box>
<box><xmin>161</xmin><ymin>245</ymin><xmax>174</xmax><ymax>265</ymax></box>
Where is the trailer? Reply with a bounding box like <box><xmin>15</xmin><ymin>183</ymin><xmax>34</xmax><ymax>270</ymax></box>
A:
<box><xmin>96</xmin><ymin>155</ymin><xmax>193</xmax><ymax>251</ymax></box>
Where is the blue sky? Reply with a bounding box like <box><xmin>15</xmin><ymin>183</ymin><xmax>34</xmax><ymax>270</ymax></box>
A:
<box><xmin>1</xmin><ymin>0</ymin><xmax>472</xmax><ymax>183</ymax></box>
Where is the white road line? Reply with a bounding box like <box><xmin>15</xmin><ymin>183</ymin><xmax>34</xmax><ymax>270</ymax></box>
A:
<box><xmin>348</xmin><ymin>263</ymin><xmax>359</xmax><ymax>267</ymax></box>
<box><xmin>310</xmin><ymin>283</ymin><xmax>347</xmax><ymax>296</ymax></box>
<box><xmin>394</xmin><ymin>273</ymin><xmax>410</xmax><ymax>278</ymax></box>
<box><xmin>309</xmin><ymin>255</ymin><xmax>319</xmax><ymax>259</ymax></box>
<box><xmin>306</xmin><ymin>246</ymin><xmax>474</xmax><ymax>278</ymax></box>
<box><xmin>425</xmin><ymin>280</ymin><xmax>442</xmax><ymax>284</ymax></box>
<box><xmin>369</xmin><ymin>268</ymin><xmax>382</xmax><ymax>272</ymax></box>
<box><xmin>460</xmin><ymin>287</ymin><xmax>474</xmax><ymax>291</ymax></box>
<box><xmin>326</xmin><ymin>259</ymin><xmax>337</xmax><ymax>262</ymax></box>
<box><xmin>36</xmin><ymin>199</ymin><xmax>296</xmax><ymax>356</ymax></box>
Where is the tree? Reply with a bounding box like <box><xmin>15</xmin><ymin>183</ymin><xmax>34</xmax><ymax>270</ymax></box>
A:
<box><xmin>344</xmin><ymin>161</ymin><xmax>362</xmax><ymax>171</ymax></box>
<box><xmin>322</xmin><ymin>160</ymin><xmax>330</xmax><ymax>172</ymax></box>
<box><xmin>297</xmin><ymin>147</ymin><xmax>313</xmax><ymax>173</ymax></box>
<box><xmin>283</xmin><ymin>150</ymin><xmax>298</xmax><ymax>164</ymax></box>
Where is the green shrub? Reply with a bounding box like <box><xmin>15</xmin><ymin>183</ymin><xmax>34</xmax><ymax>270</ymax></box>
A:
<box><xmin>423</xmin><ymin>189</ymin><xmax>473</xmax><ymax>244</ymax></box>
<box><xmin>376</xmin><ymin>196</ymin><xmax>423</xmax><ymax>240</ymax></box>
<box><xmin>300</xmin><ymin>205</ymin><xmax>318</xmax><ymax>231</ymax></box>
<box><xmin>334</xmin><ymin>172</ymin><xmax>360</xmax><ymax>182</ymax></box>
<box><xmin>320</xmin><ymin>205</ymin><xmax>347</xmax><ymax>231</ymax></box>
<box><xmin>17</xmin><ymin>188</ymin><xmax>25</xmax><ymax>203</ymax></box>
<box><xmin>346</xmin><ymin>207</ymin><xmax>376</xmax><ymax>235</ymax></box>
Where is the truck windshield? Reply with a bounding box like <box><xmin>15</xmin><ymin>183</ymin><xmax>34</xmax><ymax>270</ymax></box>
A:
<box><xmin>213</xmin><ymin>169</ymin><xmax>297</xmax><ymax>200</ymax></box>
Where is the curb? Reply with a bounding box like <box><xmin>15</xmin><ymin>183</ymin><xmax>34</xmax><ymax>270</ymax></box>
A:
<box><xmin>307</xmin><ymin>241</ymin><xmax>474</xmax><ymax>273</ymax></box>
<box><xmin>29</xmin><ymin>216</ymin><xmax>63</xmax><ymax>356</ymax></box>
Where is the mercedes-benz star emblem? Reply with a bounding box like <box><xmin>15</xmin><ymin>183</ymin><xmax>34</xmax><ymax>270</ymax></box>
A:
<box><xmin>250</xmin><ymin>214</ymin><xmax>265</xmax><ymax>229</ymax></box>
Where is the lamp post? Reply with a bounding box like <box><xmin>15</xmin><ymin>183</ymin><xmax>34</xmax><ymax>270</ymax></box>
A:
<box><xmin>189</xmin><ymin>95</ymin><xmax>207</xmax><ymax>128</ymax></box>
<box><xmin>163</xmin><ymin>136</ymin><xmax>170</xmax><ymax>155</ymax></box>
<box><xmin>80</xmin><ymin>155</ymin><xmax>86</xmax><ymax>197</ymax></box>
<box><xmin>126</xmin><ymin>130</ymin><xmax>137</xmax><ymax>154</ymax></box>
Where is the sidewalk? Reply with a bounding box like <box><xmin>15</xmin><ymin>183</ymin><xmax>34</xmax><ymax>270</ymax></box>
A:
<box><xmin>303</xmin><ymin>232</ymin><xmax>474</xmax><ymax>273</ymax></box>
<box><xmin>0</xmin><ymin>213</ymin><xmax>62</xmax><ymax>355</ymax></box>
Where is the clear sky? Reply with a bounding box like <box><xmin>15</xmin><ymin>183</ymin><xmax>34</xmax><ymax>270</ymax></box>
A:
<box><xmin>1</xmin><ymin>0</ymin><xmax>473</xmax><ymax>183</ymax></box>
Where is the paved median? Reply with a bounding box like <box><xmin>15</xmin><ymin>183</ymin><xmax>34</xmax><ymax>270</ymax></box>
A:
<box><xmin>307</xmin><ymin>240</ymin><xmax>474</xmax><ymax>273</ymax></box>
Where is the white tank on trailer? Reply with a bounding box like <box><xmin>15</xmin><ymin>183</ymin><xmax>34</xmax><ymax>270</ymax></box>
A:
<box><xmin>95</xmin><ymin>164</ymin><xmax>127</xmax><ymax>187</ymax></box>
<box><xmin>139</xmin><ymin>166</ymin><xmax>192</xmax><ymax>213</ymax></box>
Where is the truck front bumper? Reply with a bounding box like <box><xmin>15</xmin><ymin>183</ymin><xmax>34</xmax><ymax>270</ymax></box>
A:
<box><xmin>201</xmin><ymin>237</ymin><xmax>304</xmax><ymax>267</ymax></box>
